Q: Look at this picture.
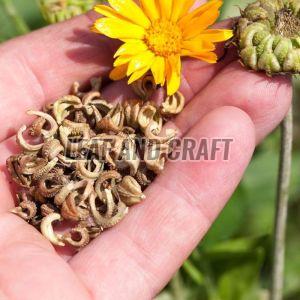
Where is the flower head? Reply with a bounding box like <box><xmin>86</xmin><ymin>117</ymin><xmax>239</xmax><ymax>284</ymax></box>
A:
<box><xmin>93</xmin><ymin>0</ymin><xmax>233</xmax><ymax>95</ymax></box>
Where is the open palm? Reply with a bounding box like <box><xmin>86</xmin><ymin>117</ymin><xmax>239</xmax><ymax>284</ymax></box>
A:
<box><xmin>0</xmin><ymin>8</ymin><xmax>292</xmax><ymax>300</ymax></box>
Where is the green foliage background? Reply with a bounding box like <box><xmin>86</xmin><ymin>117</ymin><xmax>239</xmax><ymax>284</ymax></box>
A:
<box><xmin>0</xmin><ymin>1</ymin><xmax>300</xmax><ymax>299</ymax></box>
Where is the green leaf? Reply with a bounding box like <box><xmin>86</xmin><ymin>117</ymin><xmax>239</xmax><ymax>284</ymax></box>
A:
<box><xmin>0</xmin><ymin>0</ymin><xmax>46</xmax><ymax>42</ymax></box>
<box><xmin>203</xmin><ymin>236</ymin><xmax>268</xmax><ymax>300</ymax></box>
<box><xmin>216</xmin><ymin>248</ymin><xmax>264</xmax><ymax>300</ymax></box>
<box><xmin>183</xmin><ymin>260</ymin><xmax>205</xmax><ymax>285</ymax></box>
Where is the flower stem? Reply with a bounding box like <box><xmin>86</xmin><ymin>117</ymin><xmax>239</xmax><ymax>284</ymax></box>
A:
<box><xmin>170</xmin><ymin>271</ymin><xmax>185</xmax><ymax>300</ymax></box>
<box><xmin>1</xmin><ymin>0</ymin><xmax>29</xmax><ymax>35</ymax></box>
<box><xmin>270</xmin><ymin>106</ymin><xmax>293</xmax><ymax>300</ymax></box>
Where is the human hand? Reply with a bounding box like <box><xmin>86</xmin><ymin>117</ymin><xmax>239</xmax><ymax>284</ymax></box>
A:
<box><xmin>0</xmin><ymin>8</ymin><xmax>292</xmax><ymax>300</ymax></box>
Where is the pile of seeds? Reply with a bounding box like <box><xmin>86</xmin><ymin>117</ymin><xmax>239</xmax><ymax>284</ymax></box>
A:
<box><xmin>6</xmin><ymin>77</ymin><xmax>185</xmax><ymax>249</ymax></box>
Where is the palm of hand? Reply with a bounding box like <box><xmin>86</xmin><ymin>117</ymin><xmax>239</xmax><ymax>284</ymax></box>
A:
<box><xmin>0</xmin><ymin>11</ymin><xmax>291</xmax><ymax>300</ymax></box>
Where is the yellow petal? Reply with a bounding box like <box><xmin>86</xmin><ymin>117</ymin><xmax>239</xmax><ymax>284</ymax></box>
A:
<box><xmin>110</xmin><ymin>64</ymin><xmax>128</xmax><ymax>80</ymax></box>
<box><xmin>94</xmin><ymin>17</ymin><xmax>145</xmax><ymax>39</ymax></box>
<box><xmin>166</xmin><ymin>56</ymin><xmax>181</xmax><ymax>95</ymax></box>
<box><xmin>179</xmin><ymin>0</ymin><xmax>222</xmax><ymax>27</ymax></box>
<box><xmin>94</xmin><ymin>5</ymin><xmax>125</xmax><ymax>20</ymax></box>
<box><xmin>171</xmin><ymin>0</ymin><xmax>195</xmax><ymax>22</ymax></box>
<box><xmin>182</xmin><ymin>8</ymin><xmax>220</xmax><ymax>40</ymax></box>
<box><xmin>140</xmin><ymin>0</ymin><xmax>160</xmax><ymax>21</ymax></box>
<box><xmin>182</xmin><ymin>39</ymin><xmax>215</xmax><ymax>55</ymax></box>
<box><xmin>127</xmin><ymin>50</ymin><xmax>155</xmax><ymax>76</ymax></box>
<box><xmin>199</xmin><ymin>29</ymin><xmax>233</xmax><ymax>42</ymax></box>
<box><xmin>114</xmin><ymin>40</ymin><xmax>148</xmax><ymax>58</ymax></box>
<box><xmin>158</xmin><ymin>0</ymin><xmax>173</xmax><ymax>19</ymax></box>
<box><xmin>151</xmin><ymin>56</ymin><xmax>165</xmax><ymax>85</ymax></box>
<box><xmin>128</xmin><ymin>66</ymin><xmax>150</xmax><ymax>84</ymax></box>
<box><xmin>108</xmin><ymin>0</ymin><xmax>150</xmax><ymax>28</ymax></box>
<box><xmin>114</xmin><ymin>55</ymin><xmax>133</xmax><ymax>67</ymax></box>
<box><xmin>190</xmin><ymin>52</ymin><xmax>218</xmax><ymax>63</ymax></box>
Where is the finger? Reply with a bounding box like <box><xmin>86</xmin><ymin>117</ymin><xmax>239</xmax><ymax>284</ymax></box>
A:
<box><xmin>0</xmin><ymin>11</ymin><xmax>115</xmax><ymax>141</ymax></box>
<box><xmin>70</xmin><ymin>106</ymin><xmax>256</xmax><ymax>299</ymax></box>
<box><xmin>0</xmin><ymin>213</ymin><xmax>90</xmax><ymax>300</ymax></box>
<box><xmin>0</xmin><ymin>289</ymin><xmax>9</xmax><ymax>300</ymax></box>
<box><xmin>0</xmin><ymin>13</ymin><xmax>234</xmax><ymax>142</ymax></box>
<box><xmin>175</xmin><ymin>61</ymin><xmax>292</xmax><ymax>142</ymax></box>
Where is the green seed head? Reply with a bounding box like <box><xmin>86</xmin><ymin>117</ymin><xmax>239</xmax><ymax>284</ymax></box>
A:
<box><xmin>39</xmin><ymin>0</ymin><xmax>97</xmax><ymax>24</ymax></box>
<box><xmin>235</xmin><ymin>0</ymin><xmax>300</xmax><ymax>75</ymax></box>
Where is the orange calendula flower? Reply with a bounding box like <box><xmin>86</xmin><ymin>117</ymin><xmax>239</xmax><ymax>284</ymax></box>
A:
<box><xmin>92</xmin><ymin>0</ymin><xmax>233</xmax><ymax>95</ymax></box>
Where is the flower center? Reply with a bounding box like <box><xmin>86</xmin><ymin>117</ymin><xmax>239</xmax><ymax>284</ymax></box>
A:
<box><xmin>275</xmin><ymin>9</ymin><xmax>300</xmax><ymax>38</ymax></box>
<box><xmin>145</xmin><ymin>20</ymin><xmax>182</xmax><ymax>57</ymax></box>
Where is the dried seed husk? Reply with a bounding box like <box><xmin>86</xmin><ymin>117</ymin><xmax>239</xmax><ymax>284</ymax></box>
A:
<box><xmin>117</xmin><ymin>176</ymin><xmax>145</xmax><ymax>206</ymax></box>
<box><xmin>27</xmin><ymin>110</ymin><xmax>58</xmax><ymax>139</ymax></box>
<box><xmin>41</xmin><ymin>203</ymin><xmax>56</xmax><ymax>217</ymax></box>
<box><xmin>116</xmin><ymin>135</ymin><xmax>140</xmax><ymax>176</ymax></box>
<box><xmin>144</xmin><ymin>121</ymin><xmax>177</xmax><ymax>144</ymax></box>
<box><xmin>54</xmin><ymin>179</ymin><xmax>93</xmax><ymax>206</ymax></box>
<box><xmin>82</xmin><ymin>91</ymin><xmax>112</xmax><ymax>117</ymax></box>
<box><xmin>53</xmin><ymin>95</ymin><xmax>82</xmax><ymax>125</ymax></box>
<box><xmin>144</xmin><ymin>142</ymin><xmax>171</xmax><ymax>174</ymax></box>
<box><xmin>97</xmin><ymin>103</ymin><xmax>124</xmax><ymax>133</ymax></box>
<box><xmin>11</xmin><ymin>200</ymin><xmax>37</xmax><ymax>221</ymax></box>
<box><xmin>6</xmin><ymin>156</ymin><xmax>31</xmax><ymax>187</ymax></box>
<box><xmin>19</xmin><ymin>155</ymin><xmax>48</xmax><ymax>175</ymax></box>
<box><xmin>135</xmin><ymin>164</ymin><xmax>152</xmax><ymax>187</ymax></box>
<box><xmin>59</xmin><ymin>120</ymin><xmax>90</xmax><ymax>152</ymax></box>
<box><xmin>76</xmin><ymin>159</ymin><xmax>103</xmax><ymax>180</ymax></box>
<box><xmin>89</xmin><ymin>190</ymin><xmax>128</xmax><ymax>229</ymax></box>
<box><xmin>38</xmin><ymin>172</ymin><xmax>69</xmax><ymax>198</ymax></box>
<box><xmin>30</xmin><ymin>187</ymin><xmax>47</xmax><ymax>204</ymax></box>
<box><xmin>95</xmin><ymin>170</ymin><xmax>122</xmax><ymax>198</ymax></box>
<box><xmin>29</xmin><ymin>117</ymin><xmax>46</xmax><ymax>137</ymax></box>
<box><xmin>161</xmin><ymin>91</ymin><xmax>185</xmax><ymax>115</ymax></box>
<box><xmin>42</xmin><ymin>139</ymin><xmax>64</xmax><ymax>160</ymax></box>
<box><xmin>130</xmin><ymin>74</ymin><xmax>157</xmax><ymax>100</ymax></box>
<box><xmin>40</xmin><ymin>213</ymin><xmax>65</xmax><ymax>246</ymax></box>
<box><xmin>63</xmin><ymin>226</ymin><xmax>90</xmax><ymax>248</ymax></box>
<box><xmin>138</xmin><ymin>103</ymin><xmax>162</xmax><ymax>134</ymax></box>
<box><xmin>17</xmin><ymin>125</ymin><xmax>44</xmax><ymax>152</ymax></box>
<box><xmin>61</xmin><ymin>191</ymin><xmax>89</xmax><ymax>221</ymax></box>
<box><xmin>82</xmin><ymin>91</ymin><xmax>101</xmax><ymax>107</ymax></box>
<box><xmin>32</xmin><ymin>157</ymin><xmax>58</xmax><ymax>182</ymax></box>
<box><xmin>54</xmin><ymin>181</ymin><xmax>76</xmax><ymax>205</ymax></box>
<box><xmin>124</xmin><ymin>99</ymin><xmax>143</xmax><ymax>129</ymax></box>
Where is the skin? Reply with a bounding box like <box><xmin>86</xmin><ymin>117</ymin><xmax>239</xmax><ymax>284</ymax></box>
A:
<box><xmin>0</xmin><ymin>3</ymin><xmax>292</xmax><ymax>300</ymax></box>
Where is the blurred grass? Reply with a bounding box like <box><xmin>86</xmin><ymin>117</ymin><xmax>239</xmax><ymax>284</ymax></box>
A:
<box><xmin>0</xmin><ymin>0</ymin><xmax>45</xmax><ymax>40</ymax></box>
<box><xmin>0</xmin><ymin>0</ymin><xmax>300</xmax><ymax>299</ymax></box>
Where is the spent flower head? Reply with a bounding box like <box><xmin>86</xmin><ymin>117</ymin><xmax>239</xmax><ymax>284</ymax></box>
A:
<box><xmin>92</xmin><ymin>0</ymin><xmax>233</xmax><ymax>95</ymax></box>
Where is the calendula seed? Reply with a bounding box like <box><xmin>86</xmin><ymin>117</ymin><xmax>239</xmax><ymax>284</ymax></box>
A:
<box><xmin>6</xmin><ymin>76</ymin><xmax>180</xmax><ymax>249</ymax></box>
